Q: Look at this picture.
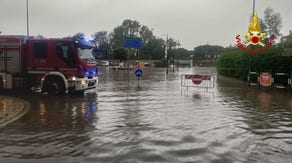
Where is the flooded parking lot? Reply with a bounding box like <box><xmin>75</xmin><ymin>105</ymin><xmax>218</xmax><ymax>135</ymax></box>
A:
<box><xmin>1</xmin><ymin>67</ymin><xmax>292</xmax><ymax>163</ymax></box>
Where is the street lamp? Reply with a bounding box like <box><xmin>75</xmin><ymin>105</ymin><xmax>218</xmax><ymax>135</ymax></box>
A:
<box><xmin>161</xmin><ymin>34</ymin><xmax>169</xmax><ymax>74</ymax></box>
<box><xmin>26</xmin><ymin>0</ymin><xmax>29</xmax><ymax>37</ymax></box>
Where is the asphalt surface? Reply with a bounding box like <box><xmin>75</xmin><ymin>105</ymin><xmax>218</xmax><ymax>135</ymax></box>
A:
<box><xmin>0</xmin><ymin>95</ymin><xmax>30</xmax><ymax>128</ymax></box>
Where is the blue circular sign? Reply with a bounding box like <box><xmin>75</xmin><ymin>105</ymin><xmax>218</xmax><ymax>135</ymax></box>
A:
<box><xmin>135</xmin><ymin>69</ymin><xmax>143</xmax><ymax>77</ymax></box>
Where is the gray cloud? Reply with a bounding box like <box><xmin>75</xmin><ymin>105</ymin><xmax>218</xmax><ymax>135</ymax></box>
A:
<box><xmin>1</xmin><ymin>0</ymin><xmax>291</xmax><ymax>49</ymax></box>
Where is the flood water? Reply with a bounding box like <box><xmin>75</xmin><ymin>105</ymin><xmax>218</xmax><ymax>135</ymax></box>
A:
<box><xmin>1</xmin><ymin>67</ymin><xmax>292</xmax><ymax>163</ymax></box>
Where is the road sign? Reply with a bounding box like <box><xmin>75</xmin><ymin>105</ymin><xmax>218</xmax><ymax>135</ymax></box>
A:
<box><xmin>125</xmin><ymin>37</ymin><xmax>142</xmax><ymax>49</ymax></box>
<box><xmin>192</xmin><ymin>74</ymin><xmax>202</xmax><ymax>85</ymax></box>
<box><xmin>135</xmin><ymin>69</ymin><xmax>143</xmax><ymax>77</ymax></box>
<box><xmin>260</xmin><ymin>73</ymin><xmax>272</xmax><ymax>87</ymax></box>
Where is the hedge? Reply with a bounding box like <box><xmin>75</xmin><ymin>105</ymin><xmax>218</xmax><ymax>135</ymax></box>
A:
<box><xmin>216</xmin><ymin>47</ymin><xmax>292</xmax><ymax>81</ymax></box>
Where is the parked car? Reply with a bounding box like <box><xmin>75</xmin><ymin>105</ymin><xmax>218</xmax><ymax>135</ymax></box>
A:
<box><xmin>100</xmin><ymin>60</ymin><xmax>109</xmax><ymax>66</ymax></box>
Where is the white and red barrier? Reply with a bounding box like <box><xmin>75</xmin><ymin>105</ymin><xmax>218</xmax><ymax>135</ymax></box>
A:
<box><xmin>181</xmin><ymin>74</ymin><xmax>215</xmax><ymax>89</ymax></box>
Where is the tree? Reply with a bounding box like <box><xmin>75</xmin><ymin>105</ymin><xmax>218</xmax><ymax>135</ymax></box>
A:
<box><xmin>166</xmin><ymin>38</ymin><xmax>180</xmax><ymax>63</ymax></box>
<box><xmin>109</xmin><ymin>19</ymin><xmax>181</xmax><ymax>61</ymax></box>
<box><xmin>92</xmin><ymin>31</ymin><xmax>111</xmax><ymax>59</ymax></box>
<box><xmin>113</xmin><ymin>47</ymin><xmax>128</xmax><ymax>62</ymax></box>
<box><xmin>263</xmin><ymin>7</ymin><xmax>282</xmax><ymax>38</ymax></box>
<box><xmin>111</xmin><ymin>19</ymin><xmax>141</xmax><ymax>48</ymax></box>
<box><xmin>110</xmin><ymin>19</ymin><xmax>157</xmax><ymax>60</ymax></box>
<box><xmin>139</xmin><ymin>25</ymin><xmax>154</xmax><ymax>44</ymax></box>
<box><xmin>140</xmin><ymin>38</ymin><xmax>165</xmax><ymax>60</ymax></box>
<box><xmin>92</xmin><ymin>31</ymin><xmax>108</xmax><ymax>45</ymax></box>
<box><xmin>111</xmin><ymin>26</ymin><xmax>125</xmax><ymax>48</ymax></box>
<box><xmin>259</xmin><ymin>18</ymin><xmax>267</xmax><ymax>33</ymax></box>
<box><xmin>166</xmin><ymin>38</ymin><xmax>180</xmax><ymax>50</ymax></box>
<box><xmin>72</xmin><ymin>32</ymin><xmax>85</xmax><ymax>40</ymax></box>
<box><xmin>122</xmin><ymin>19</ymin><xmax>141</xmax><ymax>37</ymax></box>
<box><xmin>175</xmin><ymin>48</ymin><xmax>192</xmax><ymax>60</ymax></box>
<box><xmin>111</xmin><ymin>19</ymin><xmax>154</xmax><ymax>48</ymax></box>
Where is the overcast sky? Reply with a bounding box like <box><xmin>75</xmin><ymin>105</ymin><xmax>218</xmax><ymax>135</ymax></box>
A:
<box><xmin>0</xmin><ymin>0</ymin><xmax>291</xmax><ymax>50</ymax></box>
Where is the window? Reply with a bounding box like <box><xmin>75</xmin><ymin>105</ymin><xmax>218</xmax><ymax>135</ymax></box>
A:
<box><xmin>33</xmin><ymin>42</ymin><xmax>48</xmax><ymax>59</ymax></box>
<box><xmin>56</xmin><ymin>43</ymin><xmax>75</xmax><ymax>66</ymax></box>
<box><xmin>57</xmin><ymin>44</ymin><xmax>69</xmax><ymax>59</ymax></box>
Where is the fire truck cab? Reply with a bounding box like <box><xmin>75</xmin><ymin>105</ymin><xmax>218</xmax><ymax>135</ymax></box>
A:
<box><xmin>0</xmin><ymin>35</ymin><xmax>98</xmax><ymax>95</ymax></box>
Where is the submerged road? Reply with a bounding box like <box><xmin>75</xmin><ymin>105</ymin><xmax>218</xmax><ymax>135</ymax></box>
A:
<box><xmin>0</xmin><ymin>67</ymin><xmax>292</xmax><ymax>163</ymax></box>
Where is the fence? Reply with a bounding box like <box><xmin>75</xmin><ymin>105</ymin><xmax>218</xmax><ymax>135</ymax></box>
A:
<box><xmin>248</xmin><ymin>72</ymin><xmax>292</xmax><ymax>89</ymax></box>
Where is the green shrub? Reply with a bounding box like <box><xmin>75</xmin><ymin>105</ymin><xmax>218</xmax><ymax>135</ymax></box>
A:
<box><xmin>217</xmin><ymin>47</ymin><xmax>292</xmax><ymax>81</ymax></box>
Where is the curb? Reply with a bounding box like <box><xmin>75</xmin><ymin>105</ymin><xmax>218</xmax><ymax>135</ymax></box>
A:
<box><xmin>0</xmin><ymin>96</ymin><xmax>30</xmax><ymax>128</ymax></box>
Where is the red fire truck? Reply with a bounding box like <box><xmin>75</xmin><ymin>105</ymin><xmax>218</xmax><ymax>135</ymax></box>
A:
<box><xmin>0</xmin><ymin>35</ymin><xmax>98</xmax><ymax>95</ymax></box>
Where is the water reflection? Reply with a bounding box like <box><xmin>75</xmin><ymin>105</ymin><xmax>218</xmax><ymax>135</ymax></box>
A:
<box><xmin>0</xmin><ymin>92</ymin><xmax>101</xmax><ymax>160</ymax></box>
<box><xmin>1</xmin><ymin>100</ymin><xmax>7</xmax><ymax>116</ymax></box>
<box><xmin>216</xmin><ymin>75</ymin><xmax>292</xmax><ymax>162</ymax></box>
<box><xmin>13</xmin><ymin>92</ymin><xmax>99</xmax><ymax>132</ymax></box>
<box><xmin>258</xmin><ymin>91</ymin><xmax>272</xmax><ymax>112</ymax></box>
<box><xmin>192</xmin><ymin>93</ymin><xmax>201</xmax><ymax>100</ymax></box>
<box><xmin>39</xmin><ymin>103</ymin><xmax>46</xmax><ymax>124</ymax></box>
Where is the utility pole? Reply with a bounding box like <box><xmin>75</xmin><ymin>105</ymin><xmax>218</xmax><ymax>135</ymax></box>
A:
<box><xmin>26</xmin><ymin>0</ymin><xmax>29</xmax><ymax>37</ymax></box>
<box><xmin>161</xmin><ymin>34</ymin><xmax>169</xmax><ymax>74</ymax></box>
<box><xmin>252</xmin><ymin>0</ymin><xmax>255</xmax><ymax>16</ymax></box>
<box><xmin>177</xmin><ymin>40</ymin><xmax>180</xmax><ymax>71</ymax></box>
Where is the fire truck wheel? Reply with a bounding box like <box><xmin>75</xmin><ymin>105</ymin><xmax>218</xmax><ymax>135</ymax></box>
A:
<box><xmin>47</xmin><ymin>78</ymin><xmax>65</xmax><ymax>95</ymax></box>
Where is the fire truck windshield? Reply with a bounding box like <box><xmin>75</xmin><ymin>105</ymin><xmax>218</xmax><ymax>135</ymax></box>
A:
<box><xmin>77</xmin><ymin>48</ymin><xmax>95</xmax><ymax>62</ymax></box>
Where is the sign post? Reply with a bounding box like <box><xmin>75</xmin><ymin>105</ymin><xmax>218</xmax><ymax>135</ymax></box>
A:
<box><xmin>124</xmin><ymin>37</ymin><xmax>142</xmax><ymax>86</ymax></box>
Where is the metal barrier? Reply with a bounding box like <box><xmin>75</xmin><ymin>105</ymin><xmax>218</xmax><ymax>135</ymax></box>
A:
<box><xmin>248</xmin><ymin>72</ymin><xmax>259</xmax><ymax>86</ymax></box>
<box><xmin>181</xmin><ymin>74</ymin><xmax>216</xmax><ymax>89</ymax></box>
<box><xmin>248</xmin><ymin>72</ymin><xmax>292</xmax><ymax>89</ymax></box>
<box><xmin>273</xmin><ymin>73</ymin><xmax>290</xmax><ymax>88</ymax></box>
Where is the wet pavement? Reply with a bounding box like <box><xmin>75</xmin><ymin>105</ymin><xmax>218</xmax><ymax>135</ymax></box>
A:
<box><xmin>0</xmin><ymin>67</ymin><xmax>292</xmax><ymax>163</ymax></box>
<box><xmin>0</xmin><ymin>96</ymin><xmax>30</xmax><ymax>128</ymax></box>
